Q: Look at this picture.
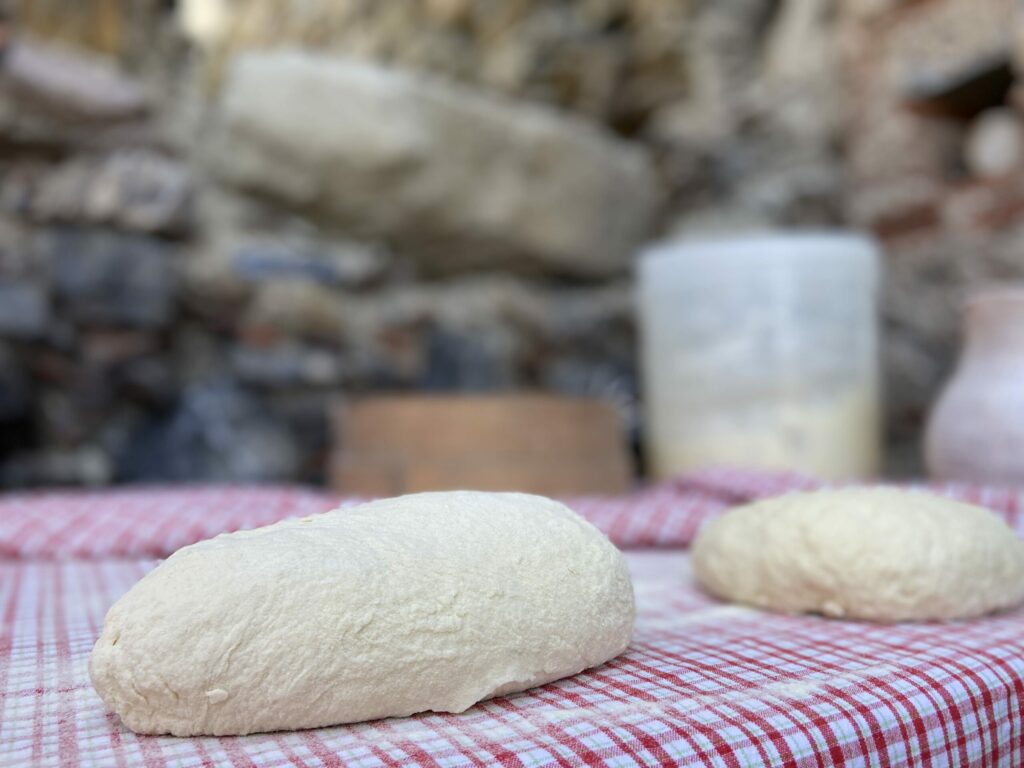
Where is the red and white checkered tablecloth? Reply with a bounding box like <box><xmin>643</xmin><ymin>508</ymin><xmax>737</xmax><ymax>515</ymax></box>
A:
<box><xmin>3</xmin><ymin>472</ymin><xmax>1024</xmax><ymax>767</ymax></box>
<box><xmin>3</xmin><ymin>469</ymin><xmax>1024</xmax><ymax>558</ymax></box>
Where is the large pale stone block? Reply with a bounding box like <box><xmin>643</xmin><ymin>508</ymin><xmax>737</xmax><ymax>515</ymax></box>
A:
<box><xmin>212</xmin><ymin>51</ymin><xmax>655</xmax><ymax>277</ymax></box>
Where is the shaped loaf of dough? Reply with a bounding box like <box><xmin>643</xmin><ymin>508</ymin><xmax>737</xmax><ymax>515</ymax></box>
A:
<box><xmin>692</xmin><ymin>487</ymin><xmax>1024</xmax><ymax>622</ymax></box>
<box><xmin>90</xmin><ymin>491</ymin><xmax>634</xmax><ymax>736</ymax></box>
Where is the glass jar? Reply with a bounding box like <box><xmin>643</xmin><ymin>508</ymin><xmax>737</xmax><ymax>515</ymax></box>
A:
<box><xmin>925</xmin><ymin>287</ymin><xmax>1024</xmax><ymax>483</ymax></box>
<box><xmin>637</xmin><ymin>232</ymin><xmax>882</xmax><ymax>480</ymax></box>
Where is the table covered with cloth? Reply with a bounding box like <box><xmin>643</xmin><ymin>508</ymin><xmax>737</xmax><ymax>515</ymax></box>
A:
<box><xmin>3</xmin><ymin>469</ymin><xmax>1024</xmax><ymax>767</ymax></box>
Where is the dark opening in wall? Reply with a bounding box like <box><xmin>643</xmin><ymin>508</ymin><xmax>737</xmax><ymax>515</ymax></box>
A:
<box><xmin>903</xmin><ymin>52</ymin><xmax>1013</xmax><ymax>121</ymax></box>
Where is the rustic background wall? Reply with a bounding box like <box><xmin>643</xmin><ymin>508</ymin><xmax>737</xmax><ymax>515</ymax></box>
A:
<box><xmin>0</xmin><ymin>0</ymin><xmax>1015</xmax><ymax>485</ymax></box>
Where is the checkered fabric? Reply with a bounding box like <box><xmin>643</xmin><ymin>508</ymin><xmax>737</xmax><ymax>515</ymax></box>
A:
<box><xmin>4</xmin><ymin>552</ymin><xmax>1024</xmax><ymax>767</ymax></box>
<box><xmin>0</xmin><ymin>481</ymin><xmax>723</xmax><ymax>558</ymax></box>
<box><xmin>1</xmin><ymin>469</ymin><xmax>1023</xmax><ymax>557</ymax></box>
<box><xmin>3</xmin><ymin>473</ymin><xmax>1024</xmax><ymax>767</ymax></box>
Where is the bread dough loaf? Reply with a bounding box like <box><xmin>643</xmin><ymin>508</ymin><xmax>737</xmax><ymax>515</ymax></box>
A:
<box><xmin>692</xmin><ymin>487</ymin><xmax>1024</xmax><ymax>622</ymax></box>
<box><xmin>90</xmin><ymin>491</ymin><xmax>634</xmax><ymax>736</ymax></box>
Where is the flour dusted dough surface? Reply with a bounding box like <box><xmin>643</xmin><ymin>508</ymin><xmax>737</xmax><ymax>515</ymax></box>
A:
<box><xmin>90</xmin><ymin>491</ymin><xmax>634</xmax><ymax>736</ymax></box>
<box><xmin>692</xmin><ymin>487</ymin><xmax>1024</xmax><ymax>622</ymax></box>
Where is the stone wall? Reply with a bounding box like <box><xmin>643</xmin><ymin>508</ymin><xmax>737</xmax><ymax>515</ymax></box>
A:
<box><xmin>0</xmin><ymin>0</ymin><xmax>860</xmax><ymax>485</ymax></box>
<box><xmin>840</xmin><ymin>0</ymin><xmax>1022</xmax><ymax>473</ymax></box>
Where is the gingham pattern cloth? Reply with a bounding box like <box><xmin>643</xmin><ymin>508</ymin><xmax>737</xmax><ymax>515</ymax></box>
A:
<box><xmin>1</xmin><ymin>469</ymin><xmax>1024</xmax><ymax>558</ymax></box>
<box><xmin>5</xmin><ymin>553</ymin><xmax>1024</xmax><ymax>768</ymax></box>
<box><xmin>0</xmin><ymin>481</ymin><xmax>723</xmax><ymax>559</ymax></box>
<box><xmin>3</xmin><ymin>472</ymin><xmax>1024</xmax><ymax>766</ymax></box>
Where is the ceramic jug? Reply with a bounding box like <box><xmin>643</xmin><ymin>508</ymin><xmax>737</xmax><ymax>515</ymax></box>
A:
<box><xmin>925</xmin><ymin>287</ymin><xmax>1024</xmax><ymax>483</ymax></box>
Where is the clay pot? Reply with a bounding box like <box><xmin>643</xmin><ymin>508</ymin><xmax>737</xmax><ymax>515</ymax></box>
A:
<box><xmin>925</xmin><ymin>287</ymin><xmax>1024</xmax><ymax>483</ymax></box>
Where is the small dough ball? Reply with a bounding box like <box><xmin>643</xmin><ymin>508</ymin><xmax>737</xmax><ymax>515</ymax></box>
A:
<box><xmin>692</xmin><ymin>487</ymin><xmax>1024</xmax><ymax>622</ymax></box>
<box><xmin>90</xmin><ymin>491</ymin><xmax>634</xmax><ymax>736</ymax></box>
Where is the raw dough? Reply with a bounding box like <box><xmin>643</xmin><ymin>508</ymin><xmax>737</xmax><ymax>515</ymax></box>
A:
<box><xmin>692</xmin><ymin>487</ymin><xmax>1024</xmax><ymax>622</ymax></box>
<box><xmin>90</xmin><ymin>491</ymin><xmax>634</xmax><ymax>736</ymax></box>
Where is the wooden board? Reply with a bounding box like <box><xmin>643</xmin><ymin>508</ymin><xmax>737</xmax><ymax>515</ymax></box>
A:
<box><xmin>330</xmin><ymin>394</ymin><xmax>632</xmax><ymax>496</ymax></box>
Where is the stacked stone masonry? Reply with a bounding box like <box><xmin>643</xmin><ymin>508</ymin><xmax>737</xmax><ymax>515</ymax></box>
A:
<box><xmin>0</xmin><ymin>0</ymin><xmax>1007</xmax><ymax>483</ymax></box>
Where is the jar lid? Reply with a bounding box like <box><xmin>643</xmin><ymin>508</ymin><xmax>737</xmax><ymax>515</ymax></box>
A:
<box><xmin>638</xmin><ymin>231</ymin><xmax>881</xmax><ymax>293</ymax></box>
